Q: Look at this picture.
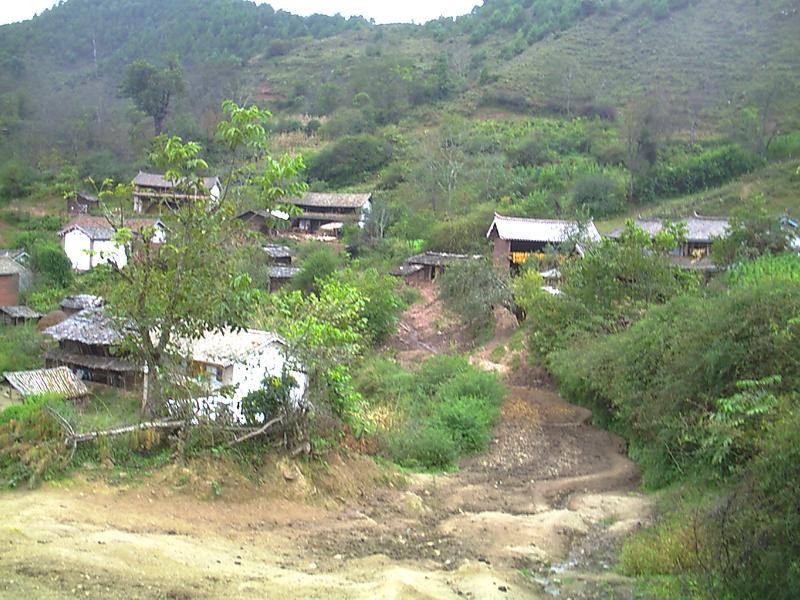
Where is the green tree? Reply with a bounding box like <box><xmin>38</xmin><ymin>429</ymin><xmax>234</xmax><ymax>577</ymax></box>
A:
<box><xmin>29</xmin><ymin>241</ymin><xmax>73</xmax><ymax>289</ymax></box>
<box><xmin>119</xmin><ymin>58</ymin><xmax>186</xmax><ymax>136</ymax></box>
<box><xmin>439</xmin><ymin>258</ymin><xmax>513</xmax><ymax>331</ymax></box>
<box><xmin>105</xmin><ymin>102</ymin><xmax>306</xmax><ymax>417</ymax></box>
<box><xmin>712</xmin><ymin>195</ymin><xmax>793</xmax><ymax>266</ymax></box>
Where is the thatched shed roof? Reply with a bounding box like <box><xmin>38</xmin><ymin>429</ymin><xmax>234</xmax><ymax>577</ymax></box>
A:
<box><xmin>3</xmin><ymin>366</ymin><xmax>88</xmax><ymax>399</ymax></box>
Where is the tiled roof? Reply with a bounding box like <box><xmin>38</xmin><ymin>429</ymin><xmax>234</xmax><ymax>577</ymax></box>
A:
<box><xmin>0</xmin><ymin>306</ymin><xmax>42</xmax><ymax>319</ymax></box>
<box><xmin>608</xmin><ymin>215</ymin><xmax>730</xmax><ymax>243</ymax></box>
<box><xmin>0</xmin><ymin>256</ymin><xmax>24</xmax><ymax>276</ymax></box>
<box><xmin>263</xmin><ymin>245</ymin><xmax>293</xmax><ymax>259</ymax></box>
<box><xmin>59</xmin><ymin>295</ymin><xmax>104</xmax><ymax>312</ymax></box>
<box><xmin>406</xmin><ymin>252</ymin><xmax>479</xmax><ymax>267</ymax></box>
<box><xmin>44</xmin><ymin>308</ymin><xmax>126</xmax><ymax>346</ymax></box>
<box><xmin>288</xmin><ymin>192</ymin><xmax>372</xmax><ymax>209</ymax></box>
<box><xmin>184</xmin><ymin>329</ymin><xmax>284</xmax><ymax>368</ymax></box>
<box><xmin>3</xmin><ymin>366</ymin><xmax>88</xmax><ymax>399</ymax></box>
<box><xmin>133</xmin><ymin>172</ymin><xmax>220</xmax><ymax>191</ymax></box>
<box><xmin>487</xmin><ymin>213</ymin><xmax>602</xmax><ymax>244</ymax></box>
<box><xmin>268</xmin><ymin>266</ymin><xmax>301</xmax><ymax>279</ymax></box>
<box><xmin>59</xmin><ymin>216</ymin><xmax>163</xmax><ymax>241</ymax></box>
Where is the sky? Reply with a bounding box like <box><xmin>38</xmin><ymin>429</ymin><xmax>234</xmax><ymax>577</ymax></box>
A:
<box><xmin>0</xmin><ymin>0</ymin><xmax>481</xmax><ymax>26</ymax></box>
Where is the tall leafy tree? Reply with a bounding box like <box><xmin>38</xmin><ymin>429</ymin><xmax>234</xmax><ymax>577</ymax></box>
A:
<box><xmin>103</xmin><ymin>101</ymin><xmax>306</xmax><ymax>416</ymax></box>
<box><xmin>119</xmin><ymin>58</ymin><xmax>186</xmax><ymax>136</ymax></box>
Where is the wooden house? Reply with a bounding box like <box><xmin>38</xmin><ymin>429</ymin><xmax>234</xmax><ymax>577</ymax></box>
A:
<box><xmin>391</xmin><ymin>252</ymin><xmax>477</xmax><ymax>285</ymax></box>
<box><xmin>43</xmin><ymin>309</ymin><xmax>141</xmax><ymax>389</ymax></box>
<box><xmin>0</xmin><ymin>257</ymin><xmax>25</xmax><ymax>306</ymax></box>
<box><xmin>607</xmin><ymin>214</ymin><xmax>730</xmax><ymax>259</ymax></box>
<box><xmin>487</xmin><ymin>213</ymin><xmax>601</xmax><ymax>273</ymax></box>
<box><xmin>132</xmin><ymin>172</ymin><xmax>221</xmax><ymax>214</ymax></box>
<box><xmin>287</xmin><ymin>193</ymin><xmax>372</xmax><ymax>234</ymax></box>
<box><xmin>67</xmin><ymin>192</ymin><xmax>100</xmax><ymax>216</ymax></box>
<box><xmin>264</xmin><ymin>244</ymin><xmax>293</xmax><ymax>266</ymax></box>
<box><xmin>0</xmin><ymin>306</ymin><xmax>42</xmax><ymax>326</ymax></box>
<box><xmin>236</xmin><ymin>208</ymin><xmax>291</xmax><ymax>236</ymax></box>
<box><xmin>59</xmin><ymin>216</ymin><xmax>165</xmax><ymax>272</ymax></box>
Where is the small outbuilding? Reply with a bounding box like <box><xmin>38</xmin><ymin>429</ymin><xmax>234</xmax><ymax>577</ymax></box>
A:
<box><xmin>0</xmin><ymin>257</ymin><xmax>26</xmax><ymax>306</ymax></box>
<box><xmin>0</xmin><ymin>306</ymin><xmax>42</xmax><ymax>326</ymax></box>
<box><xmin>268</xmin><ymin>265</ymin><xmax>301</xmax><ymax>293</ymax></box>
<box><xmin>264</xmin><ymin>244</ymin><xmax>293</xmax><ymax>266</ymax></box>
<box><xmin>67</xmin><ymin>192</ymin><xmax>101</xmax><ymax>216</ymax></box>
<box><xmin>608</xmin><ymin>214</ymin><xmax>730</xmax><ymax>259</ymax></box>
<box><xmin>391</xmin><ymin>252</ymin><xmax>478</xmax><ymax>285</ymax></box>
<box><xmin>133</xmin><ymin>172</ymin><xmax>221</xmax><ymax>214</ymax></box>
<box><xmin>60</xmin><ymin>294</ymin><xmax>104</xmax><ymax>316</ymax></box>
<box><xmin>3</xmin><ymin>366</ymin><xmax>89</xmax><ymax>401</ymax></box>
<box><xmin>287</xmin><ymin>192</ymin><xmax>372</xmax><ymax>233</ymax></box>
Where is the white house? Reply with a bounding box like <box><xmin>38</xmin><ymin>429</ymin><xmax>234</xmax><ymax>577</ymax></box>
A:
<box><xmin>59</xmin><ymin>216</ymin><xmax>165</xmax><ymax>272</ymax></box>
<box><xmin>183</xmin><ymin>328</ymin><xmax>306</xmax><ymax>424</ymax></box>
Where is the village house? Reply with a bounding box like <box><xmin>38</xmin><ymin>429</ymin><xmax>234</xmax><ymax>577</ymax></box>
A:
<box><xmin>2</xmin><ymin>367</ymin><xmax>88</xmax><ymax>403</ymax></box>
<box><xmin>391</xmin><ymin>252</ymin><xmax>479</xmax><ymax>285</ymax></box>
<box><xmin>268</xmin><ymin>265</ymin><xmax>301</xmax><ymax>293</ymax></box>
<box><xmin>0</xmin><ymin>257</ymin><xmax>26</xmax><ymax>306</ymax></box>
<box><xmin>132</xmin><ymin>171</ymin><xmax>221</xmax><ymax>214</ymax></box>
<box><xmin>287</xmin><ymin>192</ymin><xmax>372</xmax><ymax>234</ymax></box>
<box><xmin>236</xmin><ymin>208</ymin><xmax>291</xmax><ymax>236</ymax></box>
<box><xmin>182</xmin><ymin>328</ymin><xmax>306</xmax><ymax>424</ymax></box>
<box><xmin>0</xmin><ymin>306</ymin><xmax>42</xmax><ymax>326</ymax></box>
<box><xmin>608</xmin><ymin>214</ymin><xmax>730</xmax><ymax>259</ymax></box>
<box><xmin>487</xmin><ymin>213</ymin><xmax>602</xmax><ymax>273</ymax></box>
<box><xmin>67</xmin><ymin>191</ymin><xmax>100</xmax><ymax>216</ymax></box>
<box><xmin>59</xmin><ymin>216</ymin><xmax>165</xmax><ymax>272</ymax></box>
<box><xmin>43</xmin><ymin>309</ymin><xmax>141</xmax><ymax>389</ymax></box>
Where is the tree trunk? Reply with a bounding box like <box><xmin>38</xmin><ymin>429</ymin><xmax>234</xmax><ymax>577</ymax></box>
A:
<box><xmin>153</xmin><ymin>115</ymin><xmax>165</xmax><ymax>136</ymax></box>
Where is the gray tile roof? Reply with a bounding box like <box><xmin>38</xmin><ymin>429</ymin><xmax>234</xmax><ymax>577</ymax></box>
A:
<box><xmin>263</xmin><ymin>245</ymin><xmax>293</xmax><ymax>259</ymax></box>
<box><xmin>44</xmin><ymin>309</ymin><xmax>126</xmax><ymax>346</ymax></box>
<box><xmin>133</xmin><ymin>171</ymin><xmax>220</xmax><ymax>191</ymax></box>
<box><xmin>59</xmin><ymin>295</ymin><xmax>104</xmax><ymax>312</ymax></box>
<box><xmin>288</xmin><ymin>192</ymin><xmax>372</xmax><ymax>209</ymax></box>
<box><xmin>59</xmin><ymin>216</ymin><xmax>163</xmax><ymax>241</ymax></box>
<box><xmin>0</xmin><ymin>256</ymin><xmax>24</xmax><ymax>276</ymax></box>
<box><xmin>406</xmin><ymin>252</ymin><xmax>478</xmax><ymax>267</ymax></box>
<box><xmin>0</xmin><ymin>306</ymin><xmax>42</xmax><ymax>319</ymax></box>
<box><xmin>609</xmin><ymin>215</ymin><xmax>730</xmax><ymax>243</ymax></box>
<box><xmin>268</xmin><ymin>266</ymin><xmax>301</xmax><ymax>279</ymax></box>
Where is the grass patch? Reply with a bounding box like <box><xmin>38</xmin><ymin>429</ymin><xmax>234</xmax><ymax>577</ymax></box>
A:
<box><xmin>355</xmin><ymin>354</ymin><xmax>505</xmax><ymax>471</ymax></box>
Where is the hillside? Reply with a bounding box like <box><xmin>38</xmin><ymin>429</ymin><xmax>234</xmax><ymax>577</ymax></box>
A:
<box><xmin>0</xmin><ymin>0</ymin><xmax>798</xmax><ymax>250</ymax></box>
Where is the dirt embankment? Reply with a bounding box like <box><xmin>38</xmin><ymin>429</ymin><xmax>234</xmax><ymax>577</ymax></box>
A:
<box><xmin>0</xmin><ymin>298</ymin><xmax>652</xmax><ymax>599</ymax></box>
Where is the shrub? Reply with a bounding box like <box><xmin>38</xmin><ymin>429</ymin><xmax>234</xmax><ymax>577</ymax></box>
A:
<box><xmin>570</xmin><ymin>173</ymin><xmax>626</xmax><ymax>217</ymax></box>
<box><xmin>432</xmin><ymin>395</ymin><xmax>498</xmax><ymax>453</ymax></box>
<box><xmin>0</xmin><ymin>324</ymin><xmax>47</xmax><ymax>373</ymax></box>
<box><xmin>291</xmin><ymin>245</ymin><xmax>341</xmax><ymax>295</ymax></box>
<box><xmin>332</xmin><ymin>268</ymin><xmax>405</xmax><ymax>345</ymax></box>
<box><xmin>307</xmin><ymin>134</ymin><xmax>392</xmax><ymax>186</ymax></box>
<box><xmin>438</xmin><ymin>258</ymin><xmax>512</xmax><ymax>332</ymax></box>
<box><xmin>387</xmin><ymin>423</ymin><xmax>459</xmax><ymax>470</ymax></box>
<box><xmin>30</xmin><ymin>241</ymin><xmax>74</xmax><ymax>288</ymax></box>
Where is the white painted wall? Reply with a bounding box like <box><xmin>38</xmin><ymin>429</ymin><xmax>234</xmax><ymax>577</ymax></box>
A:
<box><xmin>63</xmin><ymin>226</ymin><xmax>165</xmax><ymax>271</ymax></box>
<box><xmin>193</xmin><ymin>341</ymin><xmax>307</xmax><ymax>424</ymax></box>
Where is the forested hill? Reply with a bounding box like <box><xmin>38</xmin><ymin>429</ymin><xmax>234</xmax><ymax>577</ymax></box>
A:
<box><xmin>0</xmin><ymin>0</ymin><xmax>798</xmax><ymax>239</ymax></box>
<box><xmin>0</xmin><ymin>0</ymin><xmax>368</xmax><ymax>70</ymax></box>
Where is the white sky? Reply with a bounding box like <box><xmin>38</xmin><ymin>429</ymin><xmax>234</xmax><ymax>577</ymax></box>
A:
<box><xmin>0</xmin><ymin>1</ymin><xmax>481</xmax><ymax>26</ymax></box>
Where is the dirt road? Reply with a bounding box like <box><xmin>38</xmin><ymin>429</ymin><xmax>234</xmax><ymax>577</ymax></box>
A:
<box><xmin>0</xmin><ymin>366</ymin><xmax>650</xmax><ymax>599</ymax></box>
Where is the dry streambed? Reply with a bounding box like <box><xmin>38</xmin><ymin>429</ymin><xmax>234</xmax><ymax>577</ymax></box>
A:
<box><xmin>0</xmin><ymin>379</ymin><xmax>651</xmax><ymax>599</ymax></box>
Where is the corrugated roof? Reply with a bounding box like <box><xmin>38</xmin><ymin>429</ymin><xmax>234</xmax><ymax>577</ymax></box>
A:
<box><xmin>44</xmin><ymin>309</ymin><xmax>126</xmax><ymax>346</ymax></box>
<box><xmin>0</xmin><ymin>306</ymin><xmax>42</xmax><ymax>319</ymax></box>
<box><xmin>185</xmin><ymin>329</ymin><xmax>284</xmax><ymax>368</ymax></box>
<box><xmin>3</xmin><ymin>366</ymin><xmax>88</xmax><ymax>399</ymax></box>
<box><xmin>263</xmin><ymin>245</ymin><xmax>293</xmax><ymax>259</ymax></box>
<box><xmin>59</xmin><ymin>216</ymin><xmax>163</xmax><ymax>241</ymax></box>
<box><xmin>133</xmin><ymin>172</ymin><xmax>220</xmax><ymax>191</ymax></box>
<box><xmin>487</xmin><ymin>213</ymin><xmax>602</xmax><ymax>244</ymax></box>
<box><xmin>609</xmin><ymin>215</ymin><xmax>730</xmax><ymax>243</ymax></box>
<box><xmin>60</xmin><ymin>295</ymin><xmax>104</xmax><ymax>312</ymax></box>
<box><xmin>268</xmin><ymin>266</ymin><xmax>301</xmax><ymax>279</ymax></box>
<box><xmin>288</xmin><ymin>192</ymin><xmax>372</xmax><ymax>209</ymax></box>
<box><xmin>406</xmin><ymin>252</ymin><xmax>478</xmax><ymax>267</ymax></box>
<box><xmin>0</xmin><ymin>256</ymin><xmax>24</xmax><ymax>276</ymax></box>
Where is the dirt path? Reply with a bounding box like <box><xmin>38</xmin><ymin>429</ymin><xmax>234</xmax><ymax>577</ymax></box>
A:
<box><xmin>0</xmin><ymin>373</ymin><xmax>650</xmax><ymax>599</ymax></box>
<box><xmin>0</xmin><ymin>299</ymin><xmax>651</xmax><ymax>599</ymax></box>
